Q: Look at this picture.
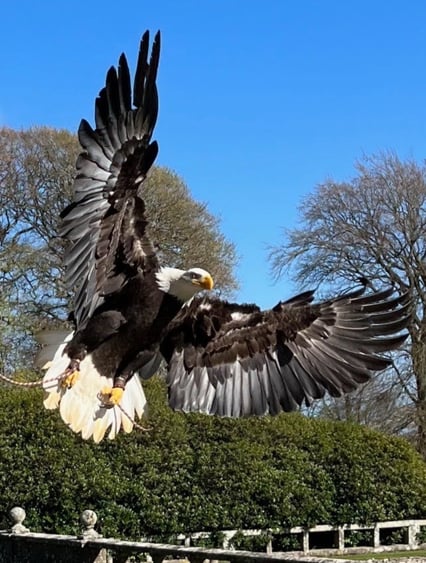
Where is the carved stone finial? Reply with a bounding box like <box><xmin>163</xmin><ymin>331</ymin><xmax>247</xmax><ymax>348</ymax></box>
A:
<box><xmin>80</xmin><ymin>509</ymin><xmax>101</xmax><ymax>538</ymax></box>
<box><xmin>10</xmin><ymin>506</ymin><xmax>30</xmax><ymax>534</ymax></box>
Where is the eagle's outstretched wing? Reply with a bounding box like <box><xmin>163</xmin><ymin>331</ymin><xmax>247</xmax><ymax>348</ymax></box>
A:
<box><xmin>60</xmin><ymin>31</ymin><xmax>161</xmax><ymax>328</ymax></box>
<box><xmin>160</xmin><ymin>287</ymin><xmax>410</xmax><ymax>416</ymax></box>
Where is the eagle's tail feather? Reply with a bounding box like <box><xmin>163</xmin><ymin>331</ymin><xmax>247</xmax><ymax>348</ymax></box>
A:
<box><xmin>38</xmin><ymin>331</ymin><xmax>73</xmax><ymax>409</ymax></box>
<box><xmin>37</xmin><ymin>331</ymin><xmax>147</xmax><ymax>441</ymax></box>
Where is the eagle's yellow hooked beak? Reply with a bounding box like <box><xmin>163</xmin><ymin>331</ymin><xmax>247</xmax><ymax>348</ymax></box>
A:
<box><xmin>196</xmin><ymin>273</ymin><xmax>214</xmax><ymax>291</ymax></box>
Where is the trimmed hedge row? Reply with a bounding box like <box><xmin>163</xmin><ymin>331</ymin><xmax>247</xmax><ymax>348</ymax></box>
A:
<box><xmin>0</xmin><ymin>377</ymin><xmax>425</xmax><ymax>539</ymax></box>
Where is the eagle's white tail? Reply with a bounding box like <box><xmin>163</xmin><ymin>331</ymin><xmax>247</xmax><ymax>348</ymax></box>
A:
<box><xmin>36</xmin><ymin>331</ymin><xmax>147</xmax><ymax>442</ymax></box>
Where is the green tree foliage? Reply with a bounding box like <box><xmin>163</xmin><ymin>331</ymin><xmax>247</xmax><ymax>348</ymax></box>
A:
<box><xmin>143</xmin><ymin>167</ymin><xmax>237</xmax><ymax>293</ymax></box>
<box><xmin>0</xmin><ymin>126</ymin><xmax>238</xmax><ymax>374</ymax></box>
<box><xmin>0</xmin><ymin>380</ymin><xmax>425</xmax><ymax>538</ymax></box>
<box><xmin>269</xmin><ymin>152</ymin><xmax>426</xmax><ymax>456</ymax></box>
<box><xmin>0</xmin><ymin>127</ymin><xmax>76</xmax><ymax>372</ymax></box>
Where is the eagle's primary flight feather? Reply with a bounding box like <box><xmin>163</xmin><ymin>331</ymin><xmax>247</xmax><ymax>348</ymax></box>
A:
<box><xmin>38</xmin><ymin>31</ymin><xmax>410</xmax><ymax>442</ymax></box>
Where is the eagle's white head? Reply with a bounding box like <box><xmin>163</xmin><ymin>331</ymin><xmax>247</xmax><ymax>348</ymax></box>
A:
<box><xmin>155</xmin><ymin>267</ymin><xmax>214</xmax><ymax>302</ymax></box>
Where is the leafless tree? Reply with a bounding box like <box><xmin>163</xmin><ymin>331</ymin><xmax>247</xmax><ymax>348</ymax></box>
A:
<box><xmin>269</xmin><ymin>152</ymin><xmax>426</xmax><ymax>456</ymax></box>
<box><xmin>0</xmin><ymin>126</ymin><xmax>238</xmax><ymax>375</ymax></box>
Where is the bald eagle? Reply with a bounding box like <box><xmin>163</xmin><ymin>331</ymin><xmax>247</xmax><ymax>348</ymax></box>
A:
<box><xmin>38</xmin><ymin>31</ymin><xmax>410</xmax><ymax>442</ymax></box>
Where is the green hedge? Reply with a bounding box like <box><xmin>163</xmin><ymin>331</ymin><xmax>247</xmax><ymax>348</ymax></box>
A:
<box><xmin>0</xmin><ymin>378</ymin><xmax>425</xmax><ymax>538</ymax></box>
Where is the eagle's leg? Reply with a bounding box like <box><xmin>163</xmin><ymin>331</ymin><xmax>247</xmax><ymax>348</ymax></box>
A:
<box><xmin>98</xmin><ymin>350</ymin><xmax>156</xmax><ymax>407</ymax></box>
<box><xmin>61</xmin><ymin>358</ymin><xmax>81</xmax><ymax>388</ymax></box>
<box><xmin>61</xmin><ymin>332</ymin><xmax>91</xmax><ymax>388</ymax></box>
<box><xmin>99</xmin><ymin>386</ymin><xmax>124</xmax><ymax>407</ymax></box>
<box><xmin>98</xmin><ymin>373</ymin><xmax>128</xmax><ymax>407</ymax></box>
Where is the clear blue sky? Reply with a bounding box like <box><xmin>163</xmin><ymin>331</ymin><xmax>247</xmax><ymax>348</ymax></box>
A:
<box><xmin>2</xmin><ymin>1</ymin><xmax>426</xmax><ymax>308</ymax></box>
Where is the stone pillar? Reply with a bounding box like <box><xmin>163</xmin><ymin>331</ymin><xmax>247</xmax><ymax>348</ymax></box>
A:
<box><xmin>79</xmin><ymin>510</ymin><xmax>110</xmax><ymax>563</ymax></box>
<box><xmin>266</xmin><ymin>538</ymin><xmax>272</xmax><ymax>554</ymax></box>
<box><xmin>9</xmin><ymin>507</ymin><xmax>29</xmax><ymax>534</ymax></box>
<box><xmin>373</xmin><ymin>524</ymin><xmax>381</xmax><ymax>548</ymax></box>
<box><xmin>337</xmin><ymin>526</ymin><xmax>345</xmax><ymax>551</ymax></box>
<box><xmin>408</xmin><ymin>522</ymin><xmax>420</xmax><ymax>549</ymax></box>
<box><xmin>222</xmin><ymin>531</ymin><xmax>233</xmax><ymax>549</ymax></box>
<box><xmin>80</xmin><ymin>509</ymin><xmax>101</xmax><ymax>539</ymax></box>
<box><xmin>302</xmin><ymin>529</ymin><xmax>309</xmax><ymax>552</ymax></box>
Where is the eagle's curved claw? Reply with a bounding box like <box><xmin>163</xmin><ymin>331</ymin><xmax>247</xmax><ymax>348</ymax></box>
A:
<box><xmin>98</xmin><ymin>386</ymin><xmax>124</xmax><ymax>408</ymax></box>
<box><xmin>61</xmin><ymin>361</ymin><xmax>81</xmax><ymax>388</ymax></box>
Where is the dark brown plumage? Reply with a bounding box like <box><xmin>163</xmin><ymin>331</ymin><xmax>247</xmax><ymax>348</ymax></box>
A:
<box><xmin>38</xmin><ymin>30</ymin><xmax>410</xmax><ymax>442</ymax></box>
<box><xmin>61</xmin><ymin>30</ymin><xmax>161</xmax><ymax>330</ymax></box>
<box><xmin>40</xmin><ymin>31</ymin><xmax>215</xmax><ymax>441</ymax></box>
<box><xmin>58</xmin><ymin>31</ymin><xmax>173</xmax><ymax>391</ymax></box>
<box><xmin>161</xmin><ymin>288</ymin><xmax>410</xmax><ymax>416</ymax></box>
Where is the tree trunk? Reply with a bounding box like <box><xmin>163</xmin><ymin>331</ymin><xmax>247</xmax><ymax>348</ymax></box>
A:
<box><xmin>412</xmin><ymin>339</ymin><xmax>426</xmax><ymax>459</ymax></box>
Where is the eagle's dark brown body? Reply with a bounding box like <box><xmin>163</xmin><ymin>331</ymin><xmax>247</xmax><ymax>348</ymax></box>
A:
<box><xmin>38</xmin><ymin>30</ymin><xmax>411</xmax><ymax>442</ymax></box>
<box><xmin>66</xmin><ymin>272</ymin><xmax>182</xmax><ymax>385</ymax></box>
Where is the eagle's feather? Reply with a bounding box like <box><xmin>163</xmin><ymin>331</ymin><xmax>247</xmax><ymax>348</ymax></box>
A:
<box><xmin>36</xmin><ymin>31</ymin><xmax>411</xmax><ymax>442</ymax></box>
<box><xmin>160</xmin><ymin>288</ymin><xmax>410</xmax><ymax>416</ymax></box>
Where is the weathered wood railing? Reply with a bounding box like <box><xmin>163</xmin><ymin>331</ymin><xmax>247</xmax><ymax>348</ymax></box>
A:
<box><xmin>1</xmin><ymin>507</ymin><xmax>425</xmax><ymax>563</ymax></box>
<box><xmin>177</xmin><ymin>519</ymin><xmax>426</xmax><ymax>553</ymax></box>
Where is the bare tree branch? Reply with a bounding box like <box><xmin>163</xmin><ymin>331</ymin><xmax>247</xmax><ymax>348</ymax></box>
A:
<box><xmin>269</xmin><ymin>151</ymin><xmax>426</xmax><ymax>456</ymax></box>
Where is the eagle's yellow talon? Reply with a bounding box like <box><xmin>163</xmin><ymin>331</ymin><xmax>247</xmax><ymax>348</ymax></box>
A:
<box><xmin>61</xmin><ymin>370</ymin><xmax>80</xmax><ymax>388</ymax></box>
<box><xmin>99</xmin><ymin>386</ymin><xmax>124</xmax><ymax>407</ymax></box>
